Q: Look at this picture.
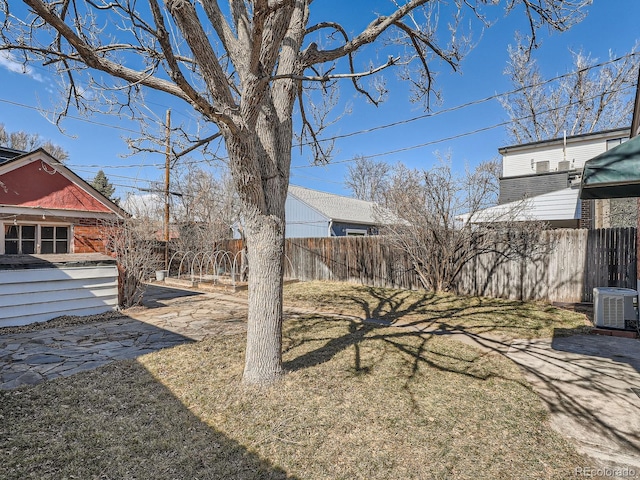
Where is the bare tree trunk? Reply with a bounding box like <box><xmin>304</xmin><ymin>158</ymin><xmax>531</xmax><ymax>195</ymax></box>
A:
<box><xmin>243</xmin><ymin>215</ymin><xmax>285</xmax><ymax>384</ymax></box>
<box><xmin>225</xmin><ymin>118</ymin><xmax>291</xmax><ymax>384</ymax></box>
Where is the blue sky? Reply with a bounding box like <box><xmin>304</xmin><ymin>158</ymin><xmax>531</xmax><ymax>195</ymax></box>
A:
<box><xmin>1</xmin><ymin>1</ymin><xmax>639</xmax><ymax>200</ymax></box>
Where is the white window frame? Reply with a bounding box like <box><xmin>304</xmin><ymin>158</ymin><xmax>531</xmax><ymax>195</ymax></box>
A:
<box><xmin>345</xmin><ymin>228</ymin><xmax>368</xmax><ymax>237</ymax></box>
<box><xmin>1</xmin><ymin>222</ymin><xmax>72</xmax><ymax>255</ymax></box>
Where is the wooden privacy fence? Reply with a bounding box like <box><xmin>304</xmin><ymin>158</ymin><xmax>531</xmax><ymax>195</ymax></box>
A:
<box><xmin>217</xmin><ymin>237</ymin><xmax>422</xmax><ymax>290</ymax></box>
<box><xmin>217</xmin><ymin>227</ymin><xmax>636</xmax><ymax>303</ymax></box>
<box><xmin>455</xmin><ymin>228</ymin><xmax>636</xmax><ymax>303</ymax></box>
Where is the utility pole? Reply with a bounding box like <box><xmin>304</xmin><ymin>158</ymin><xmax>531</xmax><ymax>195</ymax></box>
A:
<box><xmin>164</xmin><ymin>109</ymin><xmax>171</xmax><ymax>270</ymax></box>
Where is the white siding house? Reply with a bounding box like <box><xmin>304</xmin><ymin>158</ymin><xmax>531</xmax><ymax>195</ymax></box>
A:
<box><xmin>285</xmin><ymin>186</ymin><xmax>383</xmax><ymax>238</ymax></box>
<box><xmin>500</xmin><ymin>129</ymin><xmax>629</xmax><ymax>178</ymax></box>
<box><xmin>492</xmin><ymin>128</ymin><xmax>633</xmax><ymax>228</ymax></box>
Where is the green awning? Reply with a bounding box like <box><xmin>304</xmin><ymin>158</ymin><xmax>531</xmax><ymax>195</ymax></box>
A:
<box><xmin>580</xmin><ymin>134</ymin><xmax>640</xmax><ymax>199</ymax></box>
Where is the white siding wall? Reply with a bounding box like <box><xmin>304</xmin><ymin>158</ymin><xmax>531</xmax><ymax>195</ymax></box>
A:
<box><xmin>285</xmin><ymin>195</ymin><xmax>330</xmax><ymax>238</ymax></box>
<box><xmin>0</xmin><ymin>265</ymin><xmax>118</xmax><ymax>327</ymax></box>
<box><xmin>502</xmin><ymin>136</ymin><xmax>619</xmax><ymax>178</ymax></box>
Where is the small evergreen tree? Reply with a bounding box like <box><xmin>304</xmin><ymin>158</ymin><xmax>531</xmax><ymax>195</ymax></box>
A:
<box><xmin>91</xmin><ymin>170</ymin><xmax>119</xmax><ymax>205</ymax></box>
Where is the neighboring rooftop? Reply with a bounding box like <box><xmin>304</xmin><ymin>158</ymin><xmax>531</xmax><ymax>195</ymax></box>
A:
<box><xmin>288</xmin><ymin>185</ymin><xmax>383</xmax><ymax>225</ymax></box>
<box><xmin>462</xmin><ymin>187</ymin><xmax>581</xmax><ymax>224</ymax></box>
<box><xmin>498</xmin><ymin>127</ymin><xmax>630</xmax><ymax>155</ymax></box>
<box><xmin>0</xmin><ymin>146</ymin><xmax>27</xmax><ymax>165</ymax></box>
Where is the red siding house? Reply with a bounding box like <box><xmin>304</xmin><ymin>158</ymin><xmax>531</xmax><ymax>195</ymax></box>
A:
<box><xmin>0</xmin><ymin>147</ymin><xmax>127</xmax><ymax>255</ymax></box>
<box><xmin>0</xmin><ymin>147</ymin><xmax>128</xmax><ymax>326</ymax></box>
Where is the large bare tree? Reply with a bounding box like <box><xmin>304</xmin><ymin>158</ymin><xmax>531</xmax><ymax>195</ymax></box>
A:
<box><xmin>0</xmin><ymin>0</ymin><xmax>591</xmax><ymax>384</ymax></box>
<box><xmin>345</xmin><ymin>155</ymin><xmax>390</xmax><ymax>203</ymax></box>
<box><xmin>500</xmin><ymin>34</ymin><xmax>639</xmax><ymax>143</ymax></box>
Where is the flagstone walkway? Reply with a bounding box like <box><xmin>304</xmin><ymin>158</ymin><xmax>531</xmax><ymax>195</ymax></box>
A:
<box><xmin>0</xmin><ymin>285</ymin><xmax>251</xmax><ymax>390</ymax></box>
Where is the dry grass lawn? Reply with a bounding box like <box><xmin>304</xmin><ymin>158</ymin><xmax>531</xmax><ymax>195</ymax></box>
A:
<box><xmin>1</xmin><ymin>282</ymin><xmax>594</xmax><ymax>479</ymax></box>
<box><xmin>284</xmin><ymin>281</ymin><xmax>591</xmax><ymax>339</ymax></box>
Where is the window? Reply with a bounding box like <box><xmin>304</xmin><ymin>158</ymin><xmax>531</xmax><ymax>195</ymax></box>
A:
<box><xmin>2</xmin><ymin>224</ymin><xmax>70</xmax><ymax>255</ymax></box>
<box><xmin>21</xmin><ymin>225</ymin><xmax>36</xmax><ymax>254</ymax></box>
<box><xmin>345</xmin><ymin>228</ymin><xmax>368</xmax><ymax>236</ymax></box>
<box><xmin>607</xmin><ymin>138</ymin><xmax>629</xmax><ymax>150</ymax></box>
<box><xmin>41</xmin><ymin>226</ymin><xmax>69</xmax><ymax>254</ymax></box>
<box><xmin>4</xmin><ymin>225</ymin><xmax>18</xmax><ymax>254</ymax></box>
<box><xmin>4</xmin><ymin>224</ymin><xmax>36</xmax><ymax>254</ymax></box>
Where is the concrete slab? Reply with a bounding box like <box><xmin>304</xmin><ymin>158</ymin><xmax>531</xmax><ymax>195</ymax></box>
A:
<box><xmin>506</xmin><ymin>335</ymin><xmax>640</xmax><ymax>471</ymax></box>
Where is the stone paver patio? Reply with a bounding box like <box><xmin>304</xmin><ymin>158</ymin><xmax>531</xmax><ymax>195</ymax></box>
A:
<box><xmin>0</xmin><ymin>284</ymin><xmax>250</xmax><ymax>390</ymax></box>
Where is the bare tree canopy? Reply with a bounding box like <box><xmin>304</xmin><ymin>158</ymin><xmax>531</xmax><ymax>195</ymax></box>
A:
<box><xmin>379</xmin><ymin>156</ymin><xmax>545</xmax><ymax>293</ymax></box>
<box><xmin>500</xmin><ymin>34</ymin><xmax>639</xmax><ymax>143</ymax></box>
<box><xmin>0</xmin><ymin>123</ymin><xmax>68</xmax><ymax>161</ymax></box>
<box><xmin>345</xmin><ymin>155</ymin><xmax>390</xmax><ymax>203</ymax></box>
<box><xmin>171</xmin><ymin>165</ymin><xmax>240</xmax><ymax>251</ymax></box>
<box><xmin>0</xmin><ymin>0</ymin><xmax>591</xmax><ymax>385</ymax></box>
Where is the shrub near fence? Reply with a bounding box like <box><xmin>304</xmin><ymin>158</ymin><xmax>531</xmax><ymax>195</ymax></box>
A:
<box><xmin>218</xmin><ymin>227</ymin><xmax>636</xmax><ymax>303</ymax></box>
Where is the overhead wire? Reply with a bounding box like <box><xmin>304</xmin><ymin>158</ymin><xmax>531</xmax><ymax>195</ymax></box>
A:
<box><xmin>64</xmin><ymin>80</ymin><xmax>639</xmax><ymax>192</ymax></box>
<box><xmin>292</xmin><ymin>51</ymin><xmax>640</xmax><ymax>146</ymax></box>
<box><xmin>1</xmin><ymin>50</ymin><xmax>637</xmax><ymax>191</ymax></box>
<box><xmin>292</xmin><ymin>84</ymin><xmax>637</xmax><ymax>169</ymax></box>
<box><xmin>2</xmin><ymin>50</ymin><xmax>637</xmax><ymax>148</ymax></box>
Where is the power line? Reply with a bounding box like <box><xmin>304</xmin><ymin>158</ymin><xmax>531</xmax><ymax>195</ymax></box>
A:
<box><xmin>293</xmin><ymin>122</ymin><xmax>511</xmax><ymax>168</ymax></box>
<box><xmin>72</xmin><ymin>81</ymin><xmax>637</xmax><ymax>187</ymax></box>
<box><xmin>66</xmin><ymin>162</ymin><xmax>166</xmax><ymax>169</ymax></box>
<box><xmin>2</xmin><ymin>50</ymin><xmax>637</xmax><ymax>153</ymax></box>
<box><xmin>292</xmin><ymin>83</ymin><xmax>637</xmax><ymax>169</ymax></box>
<box><xmin>294</xmin><ymin>50</ymin><xmax>640</xmax><ymax>147</ymax></box>
<box><xmin>4</xmin><ymin>49</ymin><xmax>637</xmax><ymax>187</ymax></box>
<box><xmin>0</xmin><ymin>98</ymin><xmax>144</xmax><ymax>135</ymax></box>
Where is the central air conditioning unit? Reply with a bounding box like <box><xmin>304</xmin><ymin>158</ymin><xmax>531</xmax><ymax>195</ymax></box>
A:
<box><xmin>593</xmin><ymin>287</ymin><xmax>638</xmax><ymax>329</ymax></box>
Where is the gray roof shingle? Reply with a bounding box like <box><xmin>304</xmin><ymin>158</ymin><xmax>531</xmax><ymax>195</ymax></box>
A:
<box><xmin>288</xmin><ymin>185</ymin><xmax>382</xmax><ymax>224</ymax></box>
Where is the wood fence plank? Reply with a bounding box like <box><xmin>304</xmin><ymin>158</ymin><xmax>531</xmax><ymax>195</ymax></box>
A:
<box><xmin>216</xmin><ymin>228</ymin><xmax>636</xmax><ymax>303</ymax></box>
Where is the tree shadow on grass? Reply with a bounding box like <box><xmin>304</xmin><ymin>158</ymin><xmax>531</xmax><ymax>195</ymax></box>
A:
<box><xmin>282</xmin><ymin>314</ymin><xmax>507</xmax><ymax>383</ymax></box>
<box><xmin>335</xmin><ymin>284</ymin><xmax>555</xmax><ymax>338</ymax></box>
<box><xmin>283</xmin><ymin>284</ymin><xmax>543</xmax><ymax>377</ymax></box>
<box><xmin>0</xmin><ymin>360</ymin><xmax>295</xmax><ymax>480</ymax></box>
<box><xmin>283</xmin><ymin>285</ymin><xmax>640</xmax><ymax>470</ymax></box>
<box><xmin>283</xmin><ymin>318</ymin><xmax>379</xmax><ymax>374</ymax></box>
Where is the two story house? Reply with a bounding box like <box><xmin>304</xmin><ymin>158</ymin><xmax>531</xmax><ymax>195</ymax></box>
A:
<box><xmin>497</xmin><ymin>128</ymin><xmax>636</xmax><ymax>228</ymax></box>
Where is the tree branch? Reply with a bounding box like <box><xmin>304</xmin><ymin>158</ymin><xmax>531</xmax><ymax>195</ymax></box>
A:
<box><xmin>272</xmin><ymin>56</ymin><xmax>398</xmax><ymax>82</ymax></box>
<box><xmin>166</xmin><ymin>0</ymin><xmax>238</xmax><ymax>118</ymax></box>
